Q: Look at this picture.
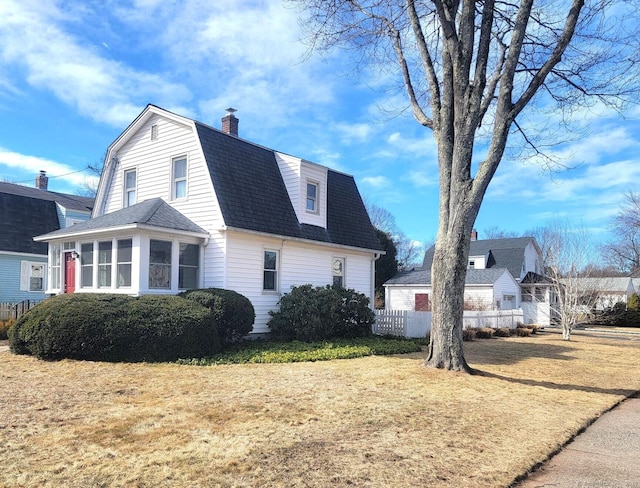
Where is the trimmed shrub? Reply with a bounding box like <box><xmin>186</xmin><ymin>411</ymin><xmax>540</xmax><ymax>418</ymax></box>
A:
<box><xmin>474</xmin><ymin>327</ymin><xmax>495</xmax><ymax>339</ymax></box>
<box><xmin>515</xmin><ymin>326</ymin><xmax>532</xmax><ymax>337</ymax></box>
<box><xmin>9</xmin><ymin>294</ymin><xmax>220</xmax><ymax>362</ymax></box>
<box><xmin>493</xmin><ymin>327</ymin><xmax>512</xmax><ymax>337</ymax></box>
<box><xmin>180</xmin><ymin>288</ymin><xmax>255</xmax><ymax>345</ymax></box>
<box><xmin>462</xmin><ymin>328</ymin><xmax>476</xmax><ymax>341</ymax></box>
<box><xmin>268</xmin><ymin>284</ymin><xmax>374</xmax><ymax>342</ymax></box>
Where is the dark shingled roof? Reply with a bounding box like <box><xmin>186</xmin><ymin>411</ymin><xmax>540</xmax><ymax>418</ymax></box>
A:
<box><xmin>195</xmin><ymin>122</ymin><xmax>382</xmax><ymax>251</ymax></box>
<box><xmin>421</xmin><ymin>237</ymin><xmax>536</xmax><ymax>279</ymax></box>
<box><xmin>0</xmin><ymin>181</ymin><xmax>94</xmax><ymax>213</ymax></box>
<box><xmin>0</xmin><ymin>192</ymin><xmax>61</xmax><ymax>254</ymax></box>
<box><xmin>36</xmin><ymin>198</ymin><xmax>207</xmax><ymax>239</ymax></box>
<box><xmin>385</xmin><ymin>267</ymin><xmax>510</xmax><ymax>286</ymax></box>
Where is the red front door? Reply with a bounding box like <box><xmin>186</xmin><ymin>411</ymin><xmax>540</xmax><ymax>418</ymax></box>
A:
<box><xmin>65</xmin><ymin>252</ymin><xmax>76</xmax><ymax>294</ymax></box>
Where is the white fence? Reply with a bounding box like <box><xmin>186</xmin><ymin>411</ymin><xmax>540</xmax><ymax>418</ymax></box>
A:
<box><xmin>373</xmin><ymin>309</ymin><xmax>524</xmax><ymax>338</ymax></box>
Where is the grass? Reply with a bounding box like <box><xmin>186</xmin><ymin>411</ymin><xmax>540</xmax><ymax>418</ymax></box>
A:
<box><xmin>2</xmin><ymin>330</ymin><xmax>640</xmax><ymax>487</ymax></box>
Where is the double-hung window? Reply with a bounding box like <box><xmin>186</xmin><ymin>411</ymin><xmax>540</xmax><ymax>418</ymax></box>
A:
<box><xmin>149</xmin><ymin>240</ymin><xmax>172</xmax><ymax>289</ymax></box>
<box><xmin>51</xmin><ymin>244</ymin><xmax>61</xmax><ymax>290</ymax></box>
<box><xmin>179</xmin><ymin>243</ymin><xmax>199</xmax><ymax>289</ymax></box>
<box><xmin>80</xmin><ymin>243</ymin><xmax>94</xmax><ymax>288</ymax></box>
<box><xmin>332</xmin><ymin>257</ymin><xmax>345</xmax><ymax>287</ymax></box>
<box><xmin>306</xmin><ymin>181</ymin><xmax>318</xmax><ymax>212</ymax></box>
<box><xmin>263</xmin><ymin>250</ymin><xmax>279</xmax><ymax>291</ymax></box>
<box><xmin>20</xmin><ymin>262</ymin><xmax>45</xmax><ymax>292</ymax></box>
<box><xmin>124</xmin><ymin>169</ymin><xmax>137</xmax><ymax>207</ymax></box>
<box><xmin>173</xmin><ymin>157</ymin><xmax>187</xmax><ymax>199</ymax></box>
<box><xmin>98</xmin><ymin>241</ymin><xmax>112</xmax><ymax>288</ymax></box>
<box><xmin>117</xmin><ymin>239</ymin><xmax>132</xmax><ymax>288</ymax></box>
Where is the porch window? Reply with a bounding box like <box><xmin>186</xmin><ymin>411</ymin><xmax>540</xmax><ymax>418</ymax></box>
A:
<box><xmin>149</xmin><ymin>240</ymin><xmax>172</xmax><ymax>289</ymax></box>
<box><xmin>98</xmin><ymin>241</ymin><xmax>112</xmax><ymax>287</ymax></box>
<box><xmin>80</xmin><ymin>243</ymin><xmax>94</xmax><ymax>288</ymax></box>
<box><xmin>51</xmin><ymin>244</ymin><xmax>61</xmax><ymax>289</ymax></box>
<box><xmin>124</xmin><ymin>169</ymin><xmax>136</xmax><ymax>207</ymax></box>
<box><xmin>117</xmin><ymin>239</ymin><xmax>132</xmax><ymax>288</ymax></box>
<box><xmin>263</xmin><ymin>250</ymin><xmax>278</xmax><ymax>291</ymax></box>
<box><xmin>179</xmin><ymin>243</ymin><xmax>199</xmax><ymax>289</ymax></box>
<box><xmin>172</xmin><ymin>156</ymin><xmax>187</xmax><ymax>199</ymax></box>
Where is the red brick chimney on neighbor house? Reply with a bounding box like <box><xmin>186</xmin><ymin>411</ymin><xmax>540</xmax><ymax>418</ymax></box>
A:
<box><xmin>471</xmin><ymin>229</ymin><xmax>478</xmax><ymax>241</ymax></box>
<box><xmin>221</xmin><ymin>108</ymin><xmax>239</xmax><ymax>137</ymax></box>
<box><xmin>35</xmin><ymin>170</ymin><xmax>48</xmax><ymax>190</ymax></box>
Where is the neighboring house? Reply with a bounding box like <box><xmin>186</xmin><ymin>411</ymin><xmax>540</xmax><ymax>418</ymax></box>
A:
<box><xmin>35</xmin><ymin>105</ymin><xmax>383</xmax><ymax>334</ymax></box>
<box><xmin>384</xmin><ymin>234</ymin><xmax>552</xmax><ymax>325</ymax></box>
<box><xmin>0</xmin><ymin>176</ymin><xmax>93</xmax><ymax>303</ymax></box>
<box><xmin>562</xmin><ymin>277</ymin><xmax>640</xmax><ymax>311</ymax></box>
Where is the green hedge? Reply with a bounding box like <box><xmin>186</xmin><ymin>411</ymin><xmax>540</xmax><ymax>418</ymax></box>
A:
<box><xmin>9</xmin><ymin>294</ymin><xmax>220</xmax><ymax>362</ymax></box>
<box><xmin>179</xmin><ymin>288</ymin><xmax>255</xmax><ymax>345</ymax></box>
<box><xmin>267</xmin><ymin>284</ymin><xmax>374</xmax><ymax>342</ymax></box>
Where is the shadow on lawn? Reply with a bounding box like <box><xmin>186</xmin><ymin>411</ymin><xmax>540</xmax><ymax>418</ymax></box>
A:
<box><xmin>473</xmin><ymin>369</ymin><xmax>638</xmax><ymax>397</ymax></box>
<box><xmin>467</xmin><ymin>340</ymin><xmax>576</xmax><ymax>366</ymax></box>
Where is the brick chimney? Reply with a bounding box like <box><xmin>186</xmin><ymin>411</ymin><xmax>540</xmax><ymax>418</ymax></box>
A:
<box><xmin>35</xmin><ymin>170</ymin><xmax>48</xmax><ymax>190</ymax></box>
<box><xmin>221</xmin><ymin>108</ymin><xmax>239</xmax><ymax>136</ymax></box>
<box><xmin>471</xmin><ymin>229</ymin><xmax>478</xmax><ymax>241</ymax></box>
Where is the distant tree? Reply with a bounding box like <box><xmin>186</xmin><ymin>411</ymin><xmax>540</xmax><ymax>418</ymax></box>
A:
<box><xmin>482</xmin><ymin>226</ymin><xmax>523</xmax><ymax>240</ymax></box>
<box><xmin>366</xmin><ymin>202</ymin><xmax>423</xmax><ymax>270</ymax></box>
<box><xmin>533</xmin><ymin>220</ymin><xmax>602</xmax><ymax>340</ymax></box>
<box><xmin>375</xmin><ymin>229</ymin><xmax>398</xmax><ymax>295</ymax></box>
<box><xmin>292</xmin><ymin>0</ymin><xmax>640</xmax><ymax>371</ymax></box>
<box><xmin>603</xmin><ymin>192</ymin><xmax>640</xmax><ymax>275</ymax></box>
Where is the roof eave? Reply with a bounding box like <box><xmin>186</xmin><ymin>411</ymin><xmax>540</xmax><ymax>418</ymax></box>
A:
<box><xmin>35</xmin><ymin>223</ymin><xmax>209</xmax><ymax>242</ymax></box>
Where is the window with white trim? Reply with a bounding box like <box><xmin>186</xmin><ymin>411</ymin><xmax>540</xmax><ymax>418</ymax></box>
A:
<box><xmin>124</xmin><ymin>169</ymin><xmax>137</xmax><ymax>207</ymax></box>
<box><xmin>332</xmin><ymin>257</ymin><xmax>345</xmax><ymax>287</ymax></box>
<box><xmin>149</xmin><ymin>239</ymin><xmax>172</xmax><ymax>289</ymax></box>
<box><xmin>51</xmin><ymin>244</ymin><xmax>61</xmax><ymax>290</ymax></box>
<box><xmin>179</xmin><ymin>243</ymin><xmax>199</xmax><ymax>289</ymax></box>
<box><xmin>20</xmin><ymin>262</ymin><xmax>45</xmax><ymax>292</ymax></box>
<box><xmin>80</xmin><ymin>243</ymin><xmax>94</xmax><ymax>288</ymax></box>
<box><xmin>306</xmin><ymin>181</ymin><xmax>318</xmax><ymax>212</ymax></box>
<box><xmin>172</xmin><ymin>156</ymin><xmax>187</xmax><ymax>199</ymax></box>
<box><xmin>117</xmin><ymin>239</ymin><xmax>132</xmax><ymax>288</ymax></box>
<box><xmin>263</xmin><ymin>250</ymin><xmax>279</xmax><ymax>291</ymax></box>
<box><xmin>98</xmin><ymin>241</ymin><xmax>112</xmax><ymax>288</ymax></box>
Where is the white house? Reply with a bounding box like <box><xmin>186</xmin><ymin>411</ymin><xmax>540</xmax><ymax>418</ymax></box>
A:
<box><xmin>384</xmin><ymin>235</ymin><xmax>552</xmax><ymax>325</ymax></box>
<box><xmin>35</xmin><ymin>105</ymin><xmax>383</xmax><ymax>334</ymax></box>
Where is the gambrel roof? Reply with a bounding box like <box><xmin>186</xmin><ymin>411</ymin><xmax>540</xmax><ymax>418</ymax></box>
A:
<box><xmin>195</xmin><ymin>120</ymin><xmax>382</xmax><ymax>251</ymax></box>
<box><xmin>421</xmin><ymin>237</ymin><xmax>538</xmax><ymax>279</ymax></box>
<box><xmin>0</xmin><ymin>182</ymin><xmax>93</xmax><ymax>254</ymax></box>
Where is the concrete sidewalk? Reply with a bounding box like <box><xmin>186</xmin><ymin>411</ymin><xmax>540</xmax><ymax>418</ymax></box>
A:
<box><xmin>514</xmin><ymin>394</ymin><xmax>640</xmax><ymax>488</ymax></box>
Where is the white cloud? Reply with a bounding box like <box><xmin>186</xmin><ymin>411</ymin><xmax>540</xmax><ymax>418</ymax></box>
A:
<box><xmin>362</xmin><ymin>175</ymin><xmax>391</xmax><ymax>188</ymax></box>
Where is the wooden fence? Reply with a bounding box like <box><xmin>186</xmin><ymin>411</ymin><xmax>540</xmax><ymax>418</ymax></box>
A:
<box><xmin>0</xmin><ymin>300</ymin><xmax>41</xmax><ymax>321</ymax></box>
<box><xmin>373</xmin><ymin>309</ymin><xmax>524</xmax><ymax>338</ymax></box>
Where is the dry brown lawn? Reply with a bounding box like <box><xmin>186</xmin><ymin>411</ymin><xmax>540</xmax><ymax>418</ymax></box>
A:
<box><xmin>2</xmin><ymin>330</ymin><xmax>640</xmax><ymax>488</ymax></box>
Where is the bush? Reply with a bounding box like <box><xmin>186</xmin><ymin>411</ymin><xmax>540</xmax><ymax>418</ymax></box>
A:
<box><xmin>493</xmin><ymin>327</ymin><xmax>512</xmax><ymax>337</ymax></box>
<box><xmin>474</xmin><ymin>327</ymin><xmax>495</xmax><ymax>339</ymax></box>
<box><xmin>515</xmin><ymin>326</ymin><xmax>532</xmax><ymax>337</ymax></box>
<box><xmin>628</xmin><ymin>293</ymin><xmax>640</xmax><ymax>312</ymax></box>
<box><xmin>462</xmin><ymin>328</ymin><xmax>476</xmax><ymax>341</ymax></box>
<box><xmin>0</xmin><ymin>318</ymin><xmax>15</xmax><ymax>340</ymax></box>
<box><xmin>268</xmin><ymin>284</ymin><xmax>374</xmax><ymax>342</ymax></box>
<box><xmin>9</xmin><ymin>294</ymin><xmax>220</xmax><ymax>362</ymax></box>
<box><xmin>180</xmin><ymin>288</ymin><xmax>255</xmax><ymax>345</ymax></box>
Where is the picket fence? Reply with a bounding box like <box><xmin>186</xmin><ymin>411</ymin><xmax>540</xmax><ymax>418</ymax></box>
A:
<box><xmin>373</xmin><ymin>309</ymin><xmax>524</xmax><ymax>338</ymax></box>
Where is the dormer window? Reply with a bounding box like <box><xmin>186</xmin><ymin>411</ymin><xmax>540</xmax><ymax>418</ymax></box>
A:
<box><xmin>306</xmin><ymin>181</ymin><xmax>318</xmax><ymax>213</ymax></box>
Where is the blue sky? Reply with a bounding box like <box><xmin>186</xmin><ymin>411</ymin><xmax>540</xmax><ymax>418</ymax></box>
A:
<box><xmin>1</xmin><ymin>0</ymin><xmax>639</xmax><ymax>251</ymax></box>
